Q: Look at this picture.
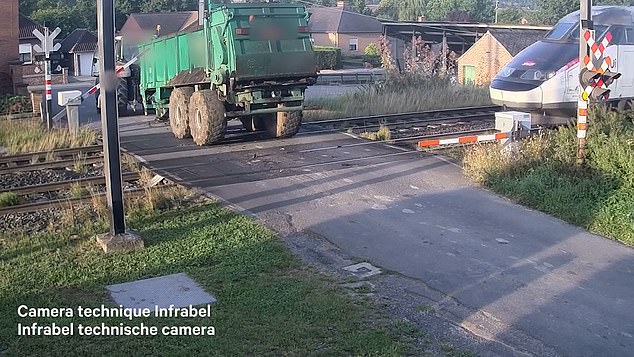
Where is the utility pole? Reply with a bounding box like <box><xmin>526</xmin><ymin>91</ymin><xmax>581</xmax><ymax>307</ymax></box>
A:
<box><xmin>577</xmin><ymin>0</ymin><xmax>592</xmax><ymax>164</ymax></box>
<box><xmin>495</xmin><ymin>0</ymin><xmax>500</xmax><ymax>24</ymax></box>
<box><xmin>97</xmin><ymin>0</ymin><xmax>126</xmax><ymax>235</ymax></box>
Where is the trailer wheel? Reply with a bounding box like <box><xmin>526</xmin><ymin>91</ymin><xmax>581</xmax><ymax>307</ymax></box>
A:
<box><xmin>117</xmin><ymin>78</ymin><xmax>129</xmax><ymax>116</ymax></box>
<box><xmin>169</xmin><ymin>87</ymin><xmax>194</xmax><ymax>139</ymax></box>
<box><xmin>189</xmin><ymin>89</ymin><xmax>226</xmax><ymax>145</ymax></box>
<box><xmin>264</xmin><ymin>109</ymin><xmax>302</xmax><ymax>138</ymax></box>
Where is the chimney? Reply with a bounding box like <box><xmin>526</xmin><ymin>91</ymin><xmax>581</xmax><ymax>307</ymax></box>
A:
<box><xmin>0</xmin><ymin>0</ymin><xmax>19</xmax><ymax>94</ymax></box>
<box><xmin>336</xmin><ymin>1</ymin><xmax>350</xmax><ymax>10</ymax></box>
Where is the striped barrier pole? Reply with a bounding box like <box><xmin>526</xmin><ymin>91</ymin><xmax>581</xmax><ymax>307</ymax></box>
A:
<box><xmin>418</xmin><ymin>132</ymin><xmax>510</xmax><ymax>148</ymax></box>
<box><xmin>44</xmin><ymin>57</ymin><xmax>53</xmax><ymax>130</ymax></box>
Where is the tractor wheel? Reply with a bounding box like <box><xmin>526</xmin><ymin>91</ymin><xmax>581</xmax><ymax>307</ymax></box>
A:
<box><xmin>117</xmin><ymin>78</ymin><xmax>129</xmax><ymax>116</ymax></box>
<box><xmin>263</xmin><ymin>108</ymin><xmax>302</xmax><ymax>138</ymax></box>
<box><xmin>188</xmin><ymin>89</ymin><xmax>226</xmax><ymax>145</ymax></box>
<box><xmin>168</xmin><ymin>87</ymin><xmax>194</xmax><ymax>139</ymax></box>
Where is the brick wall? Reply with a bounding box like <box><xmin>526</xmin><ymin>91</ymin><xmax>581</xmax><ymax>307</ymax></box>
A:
<box><xmin>337</xmin><ymin>33</ymin><xmax>381</xmax><ymax>57</ymax></box>
<box><xmin>0</xmin><ymin>0</ymin><xmax>19</xmax><ymax>94</ymax></box>
<box><xmin>311</xmin><ymin>32</ymin><xmax>381</xmax><ymax>57</ymax></box>
<box><xmin>456</xmin><ymin>32</ymin><xmax>512</xmax><ymax>85</ymax></box>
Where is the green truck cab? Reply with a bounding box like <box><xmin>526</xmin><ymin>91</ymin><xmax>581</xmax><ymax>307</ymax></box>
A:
<box><xmin>138</xmin><ymin>1</ymin><xmax>317</xmax><ymax>144</ymax></box>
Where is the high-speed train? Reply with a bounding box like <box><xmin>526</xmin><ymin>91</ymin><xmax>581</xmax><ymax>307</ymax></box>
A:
<box><xmin>490</xmin><ymin>6</ymin><xmax>634</xmax><ymax>120</ymax></box>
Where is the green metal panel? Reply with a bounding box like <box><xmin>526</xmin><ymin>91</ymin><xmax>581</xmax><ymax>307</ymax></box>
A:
<box><xmin>138</xmin><ymin>2</ymin><xmax>316</xmax><ymax>111</ymax></box>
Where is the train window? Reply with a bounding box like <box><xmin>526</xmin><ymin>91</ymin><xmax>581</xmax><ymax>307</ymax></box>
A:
<box><xmin>626</xmin><ymin>28</ymin><xmax>634</xmax><ymax>44</ymax></box>
<box><xmin>546</xmin><ymin>22</ymin><xmax>576</xmax><ymax>40</ymax></box>
<box><xmin>607</xmin><ymin>26</ymin><xmax>625</xmax><ymax>44</ymax></box>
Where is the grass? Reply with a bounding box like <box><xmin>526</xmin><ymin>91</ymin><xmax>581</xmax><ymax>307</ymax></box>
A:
<box><xmin>0</xmin><ymin>192</ymin><xmax>19</xmax><ymax>207</ymax></box>
<box><xmin>0</xmin><ymin>204</ymin><xmax>417</xmax><ymax>356</ymax></box>
<box><xmin>0</xmin><ymin>119</ymin><xmax>97</xmax><ymax>155</ymax></box>
<box><xmin>72</xmin><ymin>153</ymin><xmax>89</xmax><ymax>174</ymax></box>
<box><xmin>304</xmin><ymin>77</ymin><xmax>490</xmax><ymax>121</ymax></box>
<box><xmin>69</xmin><ymin>183</ymin><xmax>89</xmax><ymax>199</ymax></box>
<box><xmin>463</xmin><ymin>107</ymin><xmax>634</xmax><ymax>246</ymax></box>
<box><xmin>360</xmin><ymin>124</ymin><xmax>392</xmax><ymax>141</ymax></box>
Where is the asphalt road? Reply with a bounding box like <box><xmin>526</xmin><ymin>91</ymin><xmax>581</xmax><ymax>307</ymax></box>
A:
<box><xmin>116</xmin><ymin>115</ymin><xmax>634</xmax><ymax>357</ymax></box>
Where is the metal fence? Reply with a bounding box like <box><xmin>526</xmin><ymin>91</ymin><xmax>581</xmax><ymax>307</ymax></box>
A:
<box><xmin>315</xmin><ymin>72</ymin><xmax>387</xmax><ymax>85</ymax></box>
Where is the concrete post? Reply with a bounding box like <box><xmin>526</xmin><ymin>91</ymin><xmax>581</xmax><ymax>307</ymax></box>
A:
<box><xmin>66</xmin><ymin>97</ymin><xmax>81</xmax><ymax>135</ymax></box>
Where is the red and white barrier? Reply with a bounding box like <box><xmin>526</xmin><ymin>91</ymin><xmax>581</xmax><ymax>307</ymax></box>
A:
<box><xmin>51</xmin><ymin>50</ymin><xmax>147</xmax><ymax>122</ymax></box>
<box><xmin>418</xmin><ymin>132</ymin><xmax>510</xmax><ymax>148</ymax></box>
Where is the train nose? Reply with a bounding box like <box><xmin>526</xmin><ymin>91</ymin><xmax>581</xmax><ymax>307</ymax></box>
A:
<box><xmin>490</xmin><ymin>80</ymin><xmax>543</xmax><ymax>110</ymax></box>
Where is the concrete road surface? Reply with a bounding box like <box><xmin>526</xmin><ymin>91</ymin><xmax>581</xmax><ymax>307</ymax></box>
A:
<box><xmin>116</xmin><ymin>115</ymin><xmax>634</xmax><ymax>356</ymax></box>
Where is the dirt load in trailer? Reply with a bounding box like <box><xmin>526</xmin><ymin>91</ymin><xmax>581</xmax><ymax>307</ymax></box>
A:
<box><xmin>138</xmin><ymin>1</ymin><xmax>317</xmax><ymax>144</ymax></box>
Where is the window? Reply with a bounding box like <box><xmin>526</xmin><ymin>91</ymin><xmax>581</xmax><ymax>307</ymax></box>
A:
<box><xmin>626</xmin><ymin>27</ymin><xmax>634</xmax><ymax>44</ymax></box>
<box><xmin>349</xmin><ymin>38</ymin><xmax>358</xmax><ymax>51</ymax></box>
<box><xmin>463</xmin><ymin>65</ymin><xmax>475</xmax><ymax>85</ymax></box>
<box><xmin>19</xmin><ymin>43</ymin><xmax>32</xmax><ymax>64</ymax></box>
<box><xmin>546</xmin><ymin>22</ymin><xmax>576</xmax><ymax>40</ymax></box>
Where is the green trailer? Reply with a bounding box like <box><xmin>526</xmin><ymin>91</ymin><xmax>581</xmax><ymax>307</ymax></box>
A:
<box><xmin>137</xmin><ymin>1</ymin><xmax>317</xmax><ymax>144</ymax></box>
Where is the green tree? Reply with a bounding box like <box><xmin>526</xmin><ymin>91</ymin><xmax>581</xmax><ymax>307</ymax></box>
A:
<box><xmin>534</xmin><ymin>0</ymin><xmax>576</xmax><ymax>25</ymax></box>
<box><xmin>426</xmin><ymin>0</ymin><xmax>493</xmax><ymax>22</ymax></box>
<box><xmin>398</xmin><ymin>0</ymin><xmax>425</xmax><ymax>21</ymax></box>
<box><xmin>30</xmin><ymin>7</ymin><xmax>83</xmax><ymax>36</ymax></box>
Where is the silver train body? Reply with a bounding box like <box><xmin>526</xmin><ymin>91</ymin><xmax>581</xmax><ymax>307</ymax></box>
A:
<box><xmin>490</xmin><ymin>6</ymin><xmax>634</xmax><ymax>120</ymax></box>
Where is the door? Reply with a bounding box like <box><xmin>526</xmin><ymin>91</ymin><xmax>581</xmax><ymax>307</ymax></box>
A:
<box><xmin>463</xmin><ymin>65</ymin><xmax>475</xmax><ymax>85</ymax></box>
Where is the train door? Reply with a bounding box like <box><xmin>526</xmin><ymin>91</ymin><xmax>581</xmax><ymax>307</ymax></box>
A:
<box><xmin>565</xmin><ymin>64</ymin><xmax>578</xmax><ymax>101</ymax></box>
<box><xmin>615</xmin><ymin>27</ymin><xmax>634</xmax><ymax>98</ymax></box>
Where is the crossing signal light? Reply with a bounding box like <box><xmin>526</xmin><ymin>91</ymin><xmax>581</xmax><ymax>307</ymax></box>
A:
<box><xmin>580</xmin><ymin>68</ymin><xmax>600</xmax><ymax>85</ymax></box>
<box><xmin>600</xmin><ymin>69</ymin><xmax>621</xmax><ymax>87</ymax></box>
<box><xmin>580</xmin><ymin>67</ymin><xmax>622</xmax><ymax>101</ymax></box>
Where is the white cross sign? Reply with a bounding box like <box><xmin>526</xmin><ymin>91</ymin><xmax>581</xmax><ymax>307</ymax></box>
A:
<box><xmin>33</xmin><ymin>27</ymin><xmax>61</xmax><ymax>58</ymax></box>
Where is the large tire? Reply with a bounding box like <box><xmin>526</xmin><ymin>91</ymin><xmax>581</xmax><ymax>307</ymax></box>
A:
<box><xmin>169</xmin><ymin>87</ymin><xmax>194</xmax><ymax>139</ymax></box>
<box><xmin>263</xmin><ymin>109</ymin><xmax>302</xmax><ymax>138</ymax></box>
<box><xmin>117</xmin><ymin>78</ymin><xmax>129</xmax><ymax>116</ymax></box>
<box><xmin>188</xmin><ymin>89</ymin><xmax>226</xmax><ymax>145</ymax></box>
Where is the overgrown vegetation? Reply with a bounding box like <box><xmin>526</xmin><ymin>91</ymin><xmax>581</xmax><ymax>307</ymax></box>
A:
<box><xmin>0</xmin><ymin>119</ymin><xmax>97</xmax><ymax>154</ymax></box>
<box><xmin>0</xmin><ymin>202</ymin><xmax>419</xmax><ymax>355</ymax></box>
<box><xmin>0</xmin><ymin>192</ymin><xmax>19</xmax><ymax>207</ymax></box>
<box><xmin>314</xmin><ymin>46</ymin><xmax>343</xmax><ymax>70</ymax></box>
<box><xmin>463</xmin><ymin>107</ymin><xmax>634</xmax><ymax>246</ymax></box>
<box><xmin>0</xmin><ymin>95</ymin><xmax>32</xmax><ymax>116</ymax></box>
<box><xmin>305</xmin><ymin>77</ymin><xmax>490</xmax><ymax>121</ymax></box>
<box><xmin>360</xmin><ymin>124</ymin><xmax>392</xmax><ymax>141</ymax></box>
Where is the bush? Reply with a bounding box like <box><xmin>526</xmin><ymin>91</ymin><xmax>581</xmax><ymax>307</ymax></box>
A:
<box><xmin>0</xmin><ymin>95</ymin><xmax>32</xmax><ymax>115</ymax></box>
<box><xmin>0</xmin><ymin>192</ymin><xmax>19</xmax><ymax>207</ymax></box>
<box><xmin>314</xmin><ymin>46</ymin><xmax>342</xmax><ymax>70</ymax></box>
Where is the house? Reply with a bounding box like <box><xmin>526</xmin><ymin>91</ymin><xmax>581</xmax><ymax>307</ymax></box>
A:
<box><xmin>19</xmin><ymin>14</ymin><xmax>66</xmax><ymax>86</ymax></box>
<box><xmin>0</xmin><ymin>0</ymin><xmax>20</xmax><ymax>94</ymax></box>
<box><xmin>18</xmin><ymin>14</ymin><xmax>45</xmax><ymax>67</ymax></box>
<box><xmin>59</xmin><ymin>29</ymin><xmax>97</xmax><ymax>76</ymax></box>
<box><xmin>456</xmin><ymin>28</ymin><xmax>548</xmax><ymax>85</ymax></box>
<box><xmin>119</xmin><ymin>11</ymin><xmax>199</xmax><ymax>44</ymax></box>
<box><xmin>308</xmin><ymin>1</ymin><xmax>383</xmax><ymax>56</ymax></box>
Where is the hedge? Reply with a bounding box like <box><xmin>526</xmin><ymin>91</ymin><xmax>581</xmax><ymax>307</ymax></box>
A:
<box><xmin>314</xmin><ymin>46</ymin><xmax>342</xmax><ymax>70</ymax></box>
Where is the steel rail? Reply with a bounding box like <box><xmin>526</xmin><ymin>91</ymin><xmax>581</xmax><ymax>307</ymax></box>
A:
<box><xmin>0</xmin><ymin>145</ymin><xmax>103</xmax><ymax>165</ymax></box>
<box><xmin>0</xmin><ymin>187</ymin><xmax>151</xmax><ymax>215</ymax></box>
<box><xmin>0</xmin><ymin>172</ymin><xmax>141</xmax><ymax>195</ymax></box>
<box><xmin>306</xmin><ymin>105</ymin><xmax>500</xmax><ymax>127</ymax></box>
<box><xmin>0</xmin><ymin>155</ymin><xmax>103</xmax><ymax>174</ymax></box>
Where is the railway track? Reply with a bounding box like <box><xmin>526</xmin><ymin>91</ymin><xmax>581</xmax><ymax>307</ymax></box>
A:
<box><xmin>0</xmin><ymin>172</ymin><xmax>140</xmax><ymax>195</ymax></box>
<box><xmin>0</xmin><ymin>145</ymin><xmax>102</xmax><ymax>167</ymax></box>
<box><xmin>0</xmin><ymin>187</ymin><xmax>150</xmax><ymax>215</ymax></box>
<box><xmin>307</xmin><ymin>105</ymin><xmax>500</xmax><ymax>132</ymax></box>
